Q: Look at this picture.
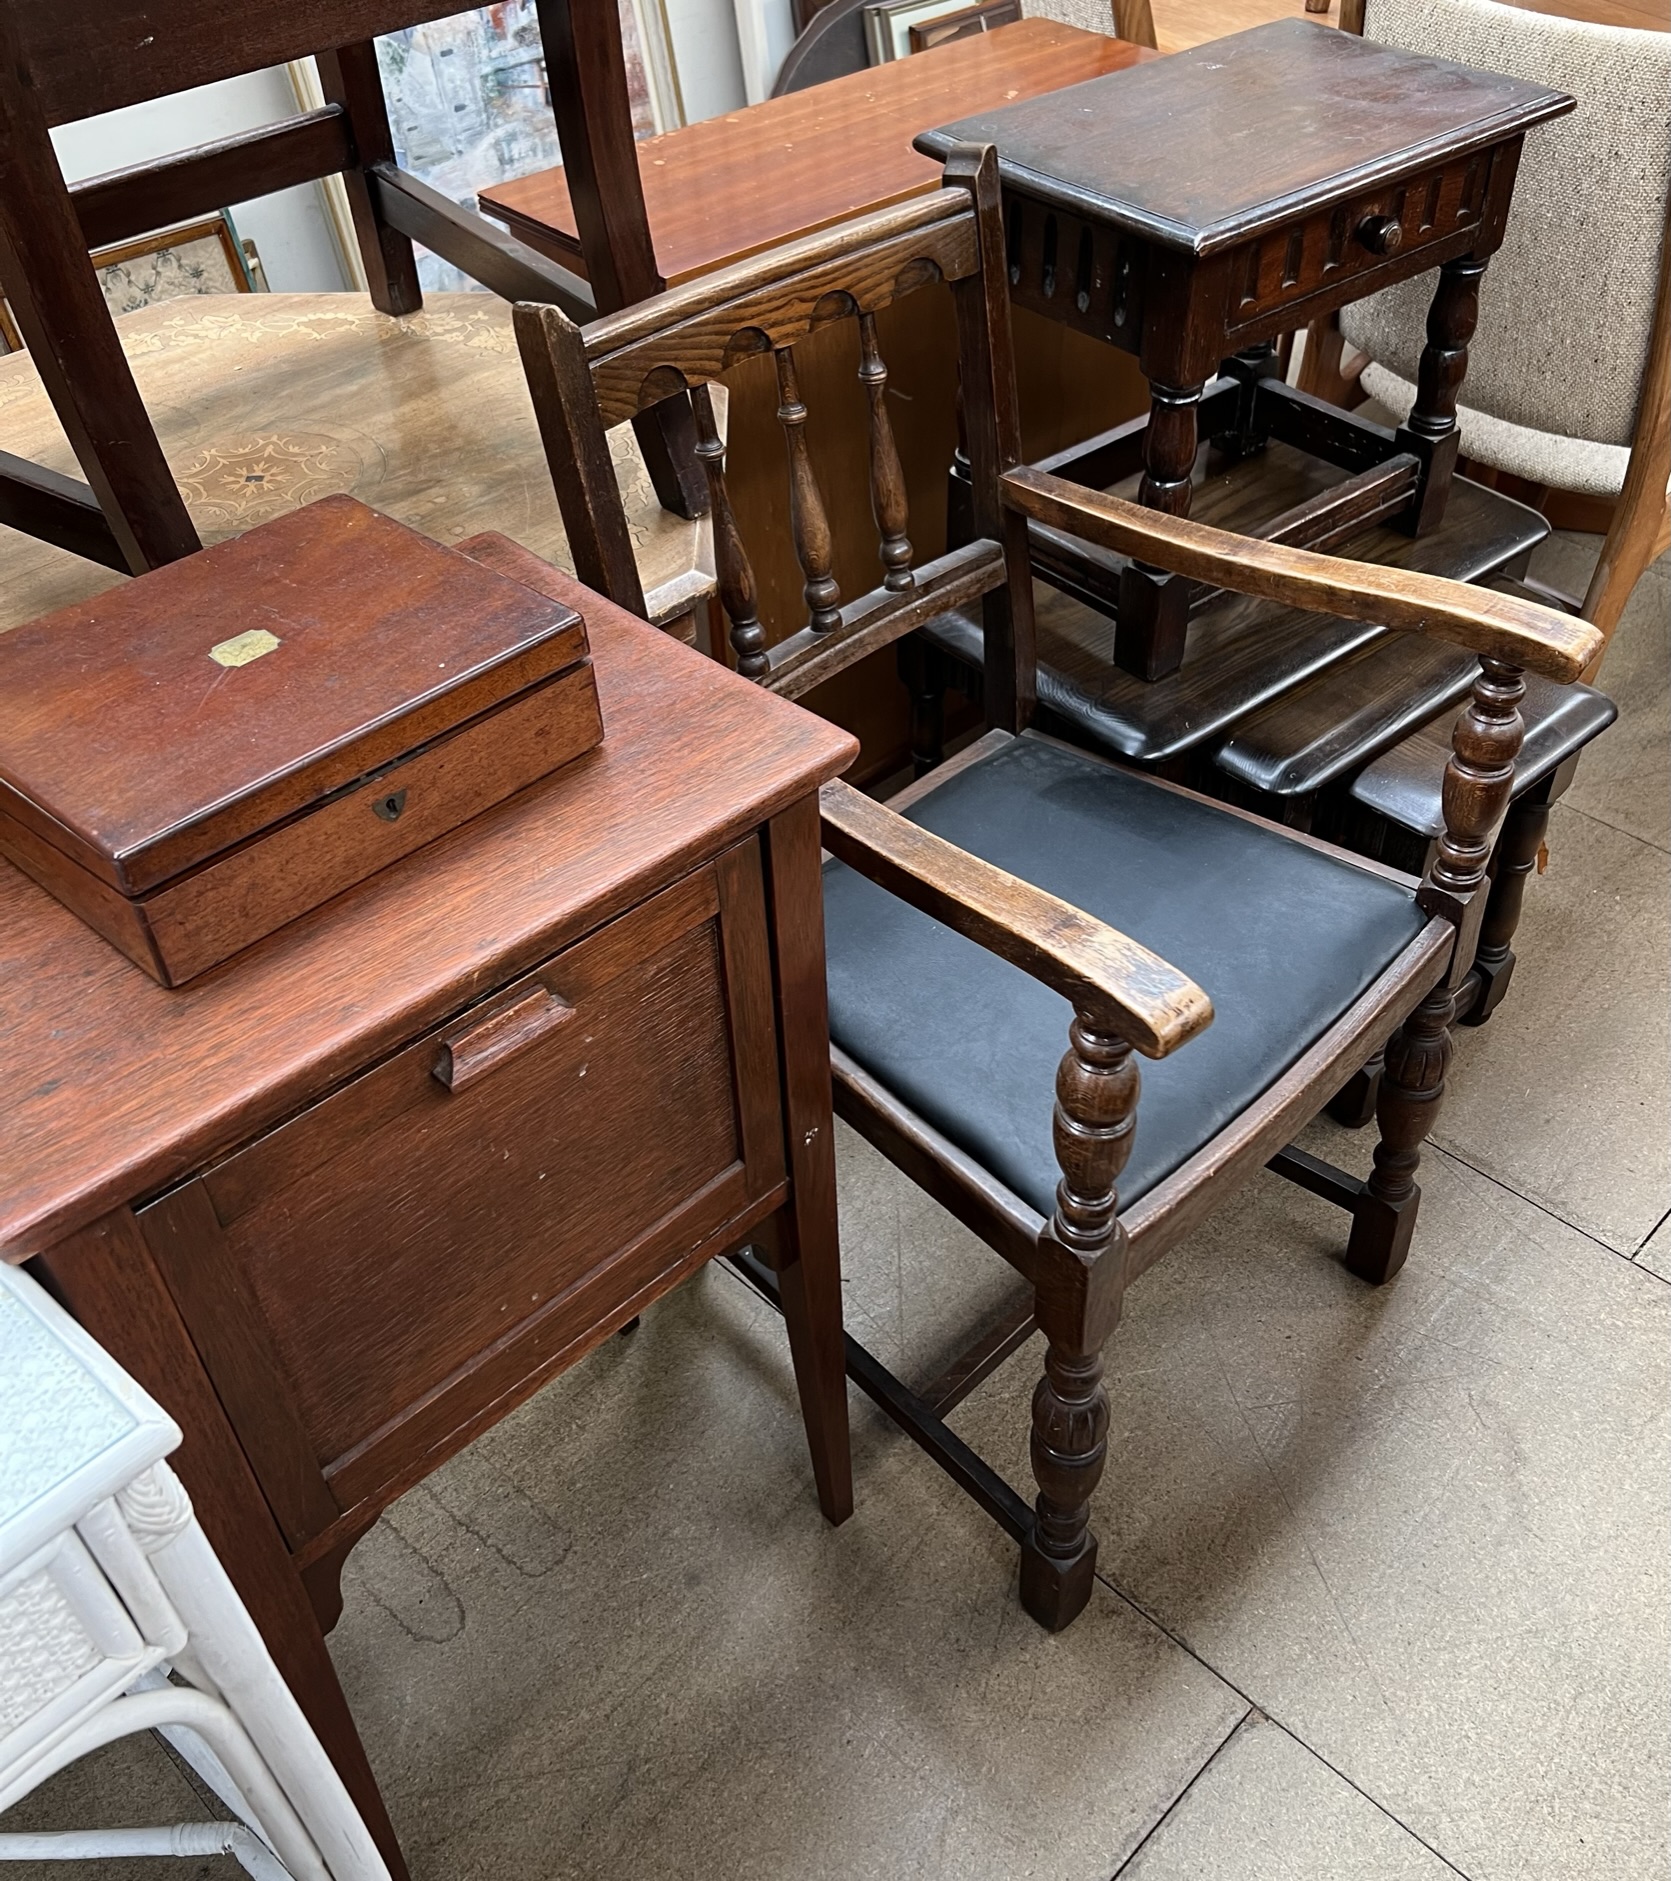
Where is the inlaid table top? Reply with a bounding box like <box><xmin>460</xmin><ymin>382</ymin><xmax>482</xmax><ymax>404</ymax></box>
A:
<box><xmin>478</xmin><ymin>19</ymin><xmax>1147</xmax><ymax>286</ymax></box>
<box><xmin>0</xmin><ymin>292</ymin><xmax>713</xmax><ymax>635</ymax></box>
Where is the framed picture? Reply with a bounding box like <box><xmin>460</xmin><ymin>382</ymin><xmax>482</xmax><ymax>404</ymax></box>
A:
<box><xmin>907</xmin><ymin>0</ymin><xmax>1021</xmax><ymax>52</ymax></box>
<box><xmin>864</xmin><ymin>0</ymin><xmax>986</xmax><ymax>62</ymax></box>
<box><xmin>1</xmin><ymin>213</ymin><xmax>257</xmax><ymax>356</ymax></box>
<box><xmin>370</xmin><ymin>1</ymin><xmax>684</xmax><ymax>293</ymax></box>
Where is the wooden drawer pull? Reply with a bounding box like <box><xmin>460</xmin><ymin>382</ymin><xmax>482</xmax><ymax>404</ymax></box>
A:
<box><xmin>434</xmin><ymin>984</ymin><xmax>575</xmax><ymax>1092</ymax></box>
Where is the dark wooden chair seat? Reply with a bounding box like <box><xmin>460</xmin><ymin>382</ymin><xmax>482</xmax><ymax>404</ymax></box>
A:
<box><xmin>1215</xmin><ymin>635</ymin><xmax>1616</xmax><ymax>827</ymax></box>
<box><xmin>930</xmin><ymin>456</ymin><xmax>1548</xmax><ymax>768</ymax></box>
<box><xmin>825</xmin><ymin>730</ymin><xmax>1427</xmax><ymax>1218</ymax></box>
<box><xmin>1349</xmin><ymin>672</ymin><xmax>1618</xmax><ymax>848</ymax></box>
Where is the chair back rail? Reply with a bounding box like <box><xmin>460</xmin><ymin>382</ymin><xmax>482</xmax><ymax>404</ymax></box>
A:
<box><xmin>515</xmin><ymin>151</ymin><xmax>1036</xmax><ymax>715</ymax></box>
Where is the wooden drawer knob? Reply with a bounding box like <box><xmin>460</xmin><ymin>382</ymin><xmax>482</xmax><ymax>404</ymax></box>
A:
<box><xmin>1355</xmin><ymin>215</ymin><xmax>1403</xmax><ymax>257</ymax></box>
<box><xmin>434</xmin><ymin>982</ymin><xmax>574</xmax><ymax>1091</ymax></box>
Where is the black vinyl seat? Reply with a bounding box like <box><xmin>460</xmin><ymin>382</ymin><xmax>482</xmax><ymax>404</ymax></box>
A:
<box><xmin>823</xmin><ymin>734</ymin><xmax>1428</xmax><ymax>1218</ymax></box>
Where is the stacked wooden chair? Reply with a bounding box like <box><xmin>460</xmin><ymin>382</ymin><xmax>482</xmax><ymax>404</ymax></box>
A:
<box><xmin>905</xmin><ymin>4</ymin><xmax>1635</xmax><ymax>1090</ymax></box>
<box><xmin>516</xmin><ymin>147</ymin><xmax>1601</xmax><ymax>1630</ymax></box>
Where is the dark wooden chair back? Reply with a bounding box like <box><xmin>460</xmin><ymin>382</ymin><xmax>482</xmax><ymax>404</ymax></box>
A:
<box><xmin>515</xmin><ymin>143</ymin><xmax>1037</xmax><ymax>723</ymax></box>
<box><xmin>0</xmin><ymin>0</ymin><xmax>688</xmax><ymax>578</ymax></box>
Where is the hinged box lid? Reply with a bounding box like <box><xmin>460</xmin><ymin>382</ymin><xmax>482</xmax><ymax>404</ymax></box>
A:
<box><xmin>0</xmin><ymin>497</ymin><xmax>588</xmax><ymax>895</ymax></box>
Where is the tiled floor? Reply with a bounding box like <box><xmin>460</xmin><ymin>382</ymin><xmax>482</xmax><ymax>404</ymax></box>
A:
<box><xmin>8</xmin><ymin>535</ymin><xmax>1667</xmax><ymax>1880</ymax></box>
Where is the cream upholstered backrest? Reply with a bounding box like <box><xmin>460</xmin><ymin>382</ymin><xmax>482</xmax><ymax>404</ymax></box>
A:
<box><xmin>1339</xmin><ymin>0</ymin><xmax>1671</xmax><ymax>448</ymax></box>
<box><xmin>1021</xmin><ymin>0</ymin><xmax>1115</xmax><ymax>38</ymax></box>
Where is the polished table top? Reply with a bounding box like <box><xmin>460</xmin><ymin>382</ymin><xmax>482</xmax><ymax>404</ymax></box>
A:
<box><xmin>478</xmin><ymin>19</ymin><xmax>1146</xmax><ymax>286</ymax></box>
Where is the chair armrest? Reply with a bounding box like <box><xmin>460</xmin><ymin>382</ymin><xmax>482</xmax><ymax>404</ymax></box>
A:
<box><xmin>818</xmin><ymin>779</ymin><xmax>1212</xmax><ymax>1059</ymax></box>
<box><xmin>1001</xmin><ymin>466</ymin><xmax>1605</xmax><ymax>683</ymax></box>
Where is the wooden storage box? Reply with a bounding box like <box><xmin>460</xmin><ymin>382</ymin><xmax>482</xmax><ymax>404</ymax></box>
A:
<box><xmin>0</xmin><ymin>497</ymin><xmax>602</xmax><ymax>985</ymax></box>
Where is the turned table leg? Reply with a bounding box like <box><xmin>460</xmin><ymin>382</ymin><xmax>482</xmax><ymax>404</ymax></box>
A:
<box><xmin>1399</xmin><ymin>252</ymin><xmax>1487</xmax><ymax>536</ymax></box>
<box><xmin>34</xmin><ymin>1210</ymin><xmax>410</xmax><ymax>1881</ymax></box>
<box><xmin>1116</xmin><ymin>379</ymin><xmax>1205</xmax><ymax>681</ymax></box>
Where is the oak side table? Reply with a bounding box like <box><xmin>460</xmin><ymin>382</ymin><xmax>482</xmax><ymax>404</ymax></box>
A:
<box><xmin>1</xmin><ymin>538</ymin><xmax>858</xmax><ymax>1881</ymax></box>
<box><xmin>921</xmin><ymin>17</ymin><xmax>1573</xmax><ymax>677</ymax></box>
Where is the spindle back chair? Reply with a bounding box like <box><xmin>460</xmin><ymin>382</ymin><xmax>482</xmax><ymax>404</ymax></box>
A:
<box><xmin>517</xmin><ymin>148</ymin><xmax>1605</xmax><ymax>1635</ymax></box>
<box><xmin>515</xmin><ymin>144</ymin><xmax>1033</xmax><ymax>716</ymax></box>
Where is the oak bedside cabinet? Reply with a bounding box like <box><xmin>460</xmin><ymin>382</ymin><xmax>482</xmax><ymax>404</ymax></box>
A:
<box><xmin>0</xmin><ymin>534</ymin><xmax>858</xmax><ymax>1881</ymax></box>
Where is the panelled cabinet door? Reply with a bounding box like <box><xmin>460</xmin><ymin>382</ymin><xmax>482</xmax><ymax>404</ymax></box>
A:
<box><xmin>137</xmin><ymin>841</ymin><xmax>786</xmax><ymax>1551</ymax></box>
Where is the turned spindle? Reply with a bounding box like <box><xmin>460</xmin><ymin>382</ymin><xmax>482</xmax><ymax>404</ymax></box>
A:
<box><xmin>775</xmin><ymin>345</ymin><xmax>842</xmax><ymax>635</ymax></box>
<box><xmin>691</xmin><ymin>384</ymin><xmax>768</xmax><ymax>680</ymax></box>
<box><xmin>857</xmin><ymin>312</ymin><xmax>914</xmax><ymax>592</ymax></box>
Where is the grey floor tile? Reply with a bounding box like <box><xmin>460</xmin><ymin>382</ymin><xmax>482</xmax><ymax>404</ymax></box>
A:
<box><xmin>1538</xmin><ymin>535</ymin><xmax>1668</xmax><ymax>855</ymax></box>
<box><xmin>1637</xmin><ymin>1212</ymin><xmax>1671</xmax><ymax>1281</ymax></box>
<box><xmin>835</xmin><ymin>1120</ymin><xmax>1030</xmax><ymax>1389</ymax></box>
<box><xmin>1117</xmin><ymin>1714</ymin><xmax>1455</xmax><ymax>1880</ymax></box>
<box><xmin>955</xmin><ymin>1145</ymin><xmax>1671</xmax><ymax>1881</ymax></box>
<box><xmin>0</xmin><ymin>1734</ymin><xmax>240</xmax><ymax>1880</ymax></box>
<box><xmin>330</xmin><ymin>1264</ymin><xmax>1246</xmax><ymax>1881</ymax></box>
<box><xmin>1433</xmin><ymin>799</ymin><xmax>1670</xmax><ymax>1252</ymax></box>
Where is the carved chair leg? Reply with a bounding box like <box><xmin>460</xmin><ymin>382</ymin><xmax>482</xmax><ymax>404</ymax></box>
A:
<box><xmin>1345</xmin><ymin>985</ymin><xmax>1454</xmax><ymax>1284</ymax></box>
<box><xmin>1326</xmin><ymin>1049</ymin><xmax>1384</xmax><ymax>1128</ymax></box>
<box><xmin>899</xmin><ymin>637</ymin><xmax>949</xmax><ymax>777</ymax></box>
<box><xmin>1460</xmin><ymin>779</ymin><xmax>1552</xmax><ymax>1027</ymax></box>
<box><xmin>1020</xmin><ymin>1015</ymin><xmax>1136</xmax><ymax>1632</ymax></box>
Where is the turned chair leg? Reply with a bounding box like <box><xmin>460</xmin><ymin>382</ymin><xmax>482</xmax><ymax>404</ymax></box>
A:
<box><xmin>1020</xmin><ymin>1014</ymin><xmax>1135</xmax><ymax>1631</ymax></box>
<box><xmin>1460</xmin><ymin>780</ymin><xmax>1552</xmax><ymax>1027</ymax></box>
<box><xmin>1345</xmin><ymin>985</ymin><xmax>1454</xmax><ymax>1284</ymax></box>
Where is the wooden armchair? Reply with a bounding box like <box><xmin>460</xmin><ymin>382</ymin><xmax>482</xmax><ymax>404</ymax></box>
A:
<box><xmin>0</xmin><ymin>0</ymin><xmax>701</xmax><ymax>588</ymax></box>
<box><xmin>514</xmin><ymin>147</ymin><xmax>1603</xmax><ymax>1631</ymax></box>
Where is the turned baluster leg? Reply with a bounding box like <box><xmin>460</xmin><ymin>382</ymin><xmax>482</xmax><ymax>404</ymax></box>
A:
<box><xmin>776</xmin><ymin>345</ymin><xmax>842</xmax><ymax>635</ymax></box>
<box><xmin>1346</xmin><ymin>657</ymin><xmax>1525</xmax><ymax>1281</ymax></box>
<box><xmin>1116</xmin><ymin>379</ymin><xmax>1205</xmax><ymax>681</ymax></box>
<box><xmin>1020</xmin><ymin>1012</ymin><xmax>1138</xmax><ymax>1632</ymax></box>
<box><xmin>858</xmin><ymin>312</ymin><xmax>914</xmax><ymax>591</ymax></box>
<box><xmin>691</xmin><ymin>384</ymin><xmax>769</xmax><ymax>680</ymax></box>
<box><xmin>1399</xmin><ymin>253</ymin><xmax>1487</xmax><ymax>535</ymax></box>
<box><xmin>1460</xmin><ymin>777</ymin><xmax>1552</xmax><ymax>1026</ymax></box>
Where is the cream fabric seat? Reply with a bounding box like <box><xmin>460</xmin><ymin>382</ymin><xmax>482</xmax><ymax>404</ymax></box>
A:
<box><xmin>1339</xmin><ymin>0</ymin><xmax>1669</xmax><ymax>505</ymax></box>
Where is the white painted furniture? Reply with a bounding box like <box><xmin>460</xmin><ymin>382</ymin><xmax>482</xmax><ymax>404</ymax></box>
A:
<box><xmin>0</xmin><ymin>1263</ymin><xmax>390</xmax><ymax>1880</ymax></box>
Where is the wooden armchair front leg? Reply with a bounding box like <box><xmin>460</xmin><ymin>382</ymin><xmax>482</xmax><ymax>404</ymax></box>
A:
<box><xmin>818</xmin><ymin>780</ymin><xmax>1213</xmax><ymax>1628</ymax></box>
<box><xmin>1347</xmin><ymin>657</ymin><xmax>1526</xmax><ymax>1282</ymax></box>
<box><xmin>1022</xmin><ymin>1009</ymin><xmax>1138</xmax><ymax>1631</ymax></box>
